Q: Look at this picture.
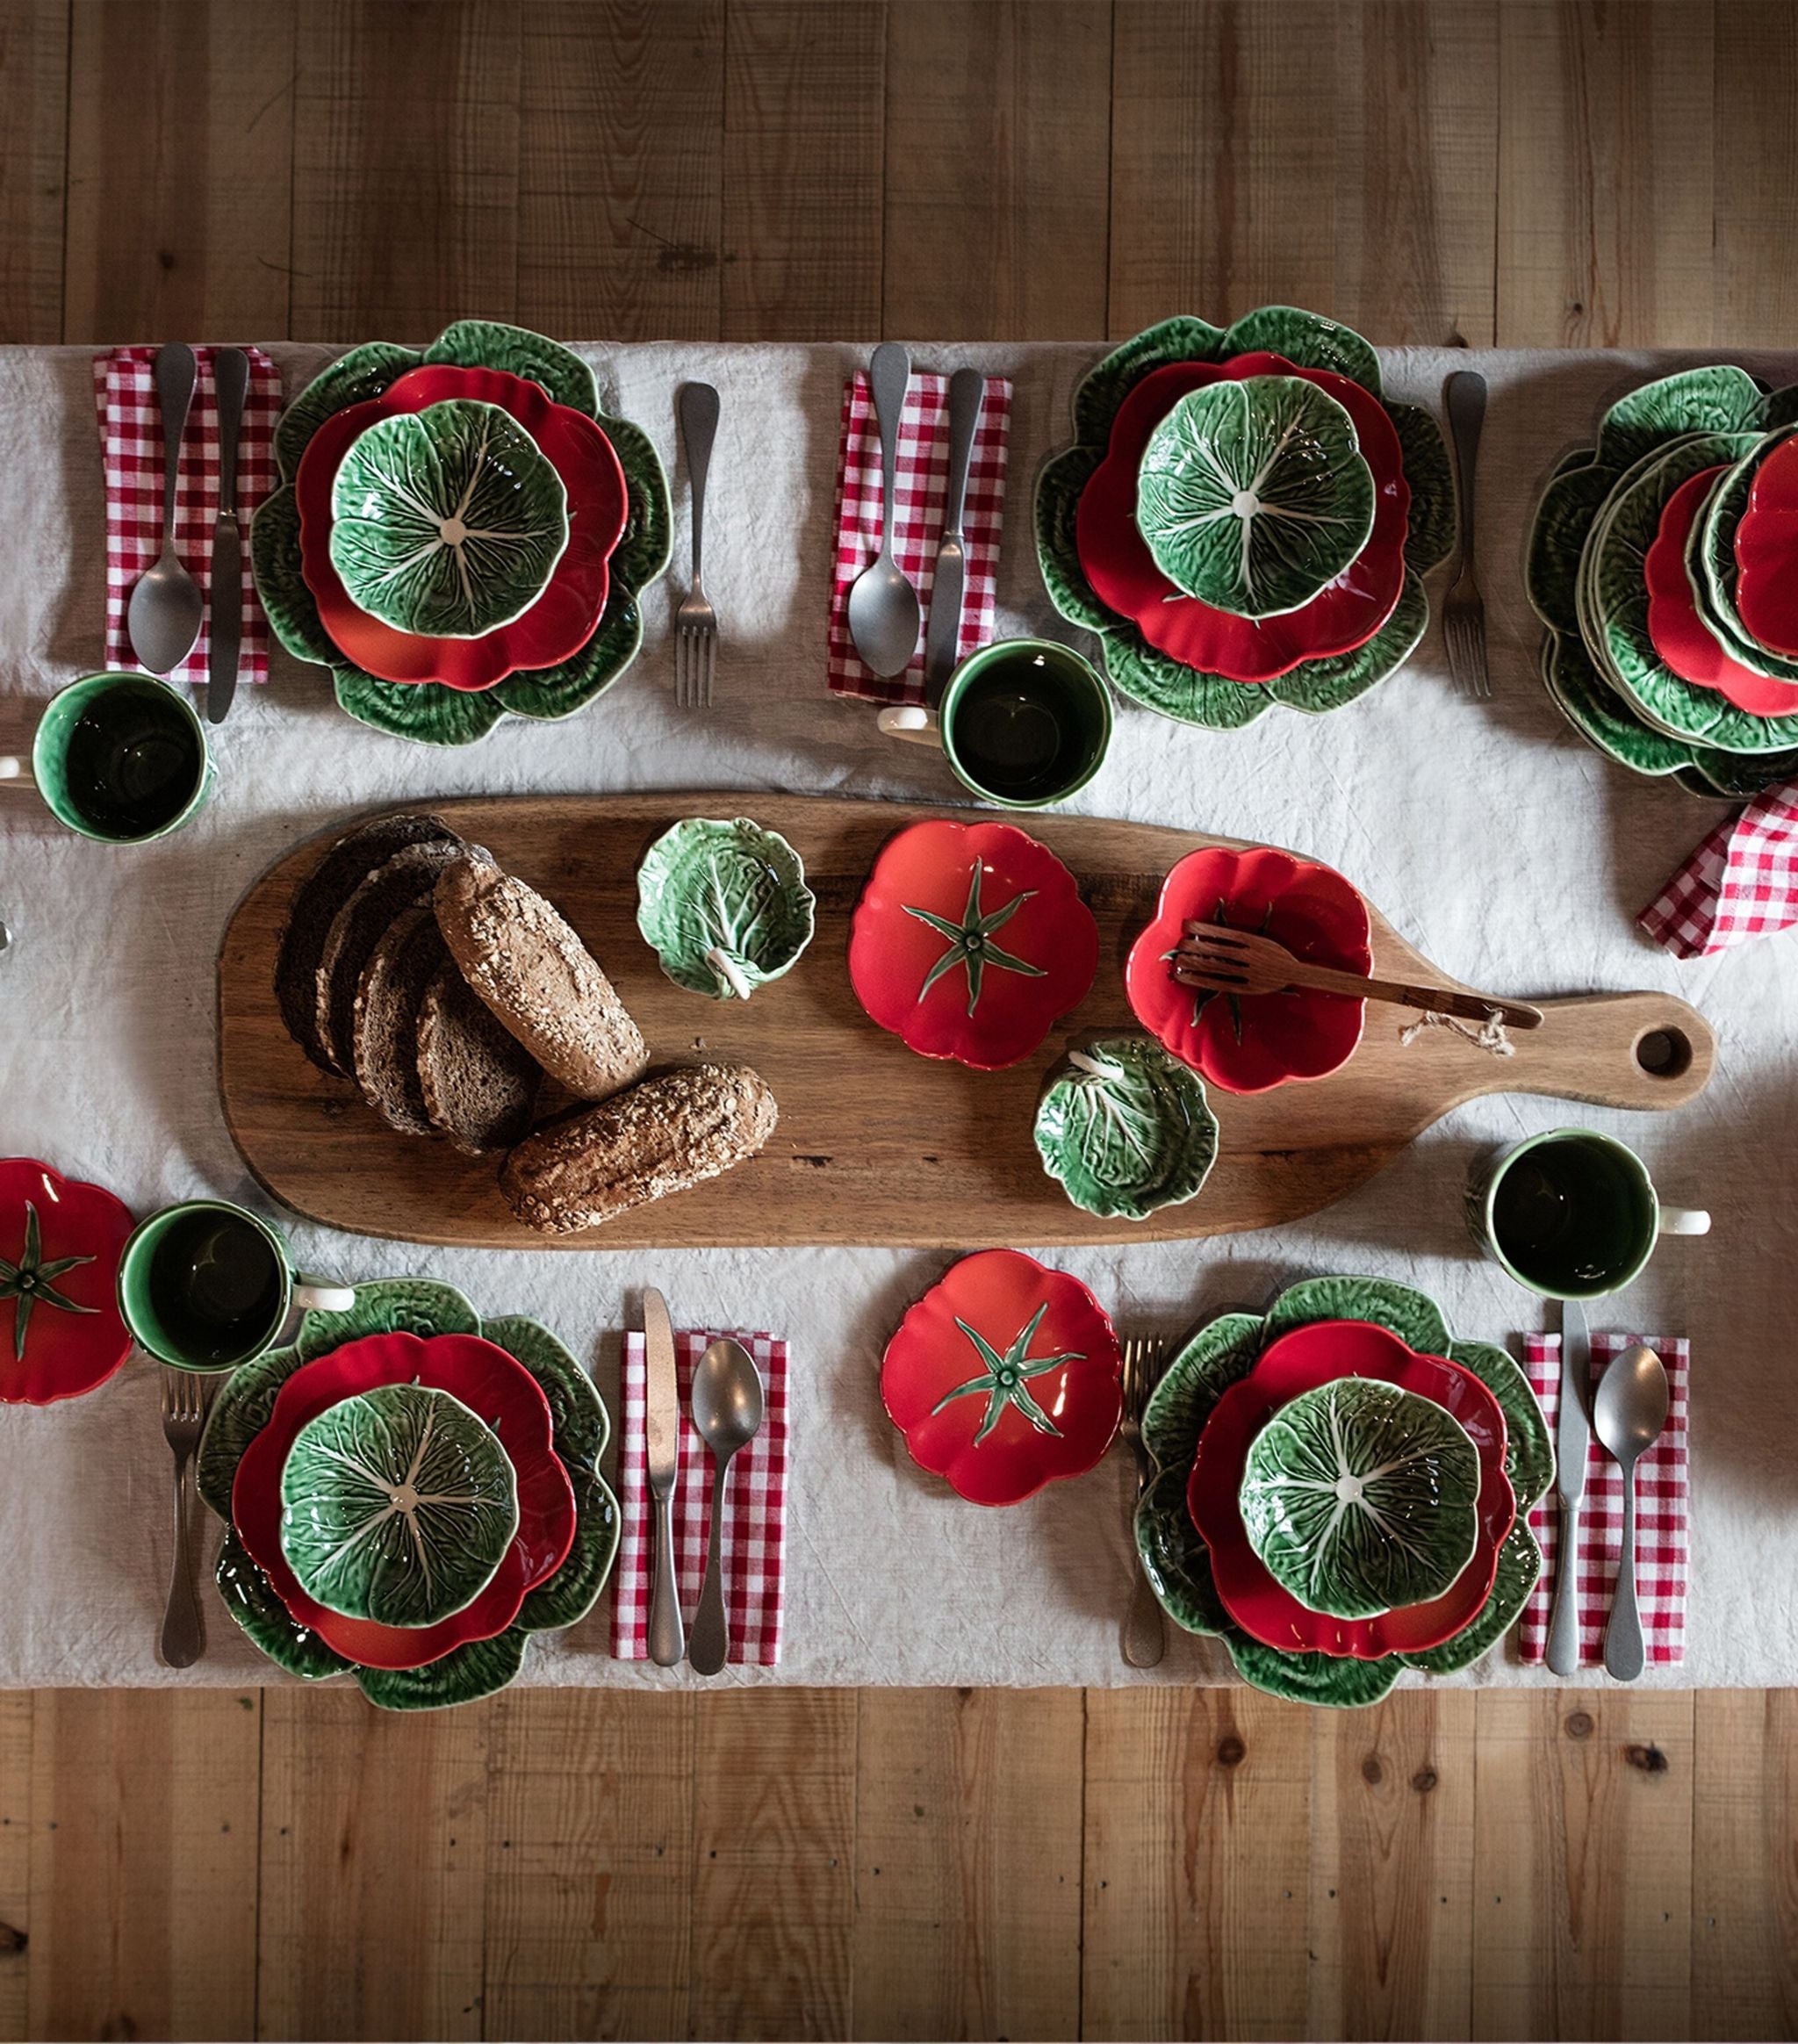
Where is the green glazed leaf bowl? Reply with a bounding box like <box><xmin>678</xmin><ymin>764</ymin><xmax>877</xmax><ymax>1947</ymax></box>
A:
<box><xmin>279</xmin><ymin>1381</ymin><xmax>520</xmax><ymax>1628</ymax></box>
<box><xmin>1034</xmin><ymin>308</ymin><xmax>1455</xmax><ymax>731</ymax></box>
<box><xmin>1237</xmin><ymin>1378</ymin><xmax>1480</xmax><ymax>1620</ymax></box>
<box><xmin>253</xmin><ymin>320</ymin><xmax>671</xmax><ymax>746</ymax></box>
<box><xmin>198</xmin><ymin>1277</ymin><xmax>619</xmax><ymax>1710</ymax></box>
<box><xmin>328</xmin><ymin>399</ymin><xmax>569</xmax><ymax>638</ymax></box>
<box><xmin>1133</xmin><ymin>1274</ymin><xmax>1552</xmax><ymax>1708</ymax></box>
<box><xmin>636</xmin><ymin>816</ymin><xmax>816</xmax><ymax>1001</ymax></box>
<box><xmin>1136</xmin><ymin>376</ymin><xmax>1376</xmax><ymax>617</ymax></box>
<box><xmin>1032</xmin><ymin>1035</ymin><xmax>1219</xmax><ymax>1222</ymax></box>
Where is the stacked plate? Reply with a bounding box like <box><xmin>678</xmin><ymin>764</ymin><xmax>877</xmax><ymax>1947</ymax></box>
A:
<box><xmin>1036</xmin><ymin>309</ymin><xmax>1456</xmax><ymax>731</ymax></box>
<box><xmin>1526</xmin><ymin>365</ymin><xmax>1798</xmax><ymax>795</ymax></box>
<box><xmin>1134</xmin><ymin>1276</ymin><xmax>1551</xmax><ymax>1706</ymax></box>
<box><xmin>197</xmin><ymin>1277</ymin><xmax>619</xmax><ymax>1710</ymax></box>
<box><xmin>252</xmin><ymin>320</ymin><xmax>671</xmax><ymax>746</ymax></box>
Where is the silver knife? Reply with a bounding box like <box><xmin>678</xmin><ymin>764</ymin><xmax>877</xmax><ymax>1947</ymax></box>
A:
<box><xmin>644</xmin><ymin>1286</ymin><xmax>686</xmax><ymax>1666</ymax></box>
<box><xmin>922</xmin><ymin>368</ymin><xmax>985</xmax><ymax>704</ymax></box>
<box><xmin>1544</xmin><ymin>1295</ymin><xmax>1590</xmax><ymax>1676</ymax></box>
<box><xmin>207</xmin><ymin>348</ymin><xmax>250</xmax><ymax>724</ymax></box>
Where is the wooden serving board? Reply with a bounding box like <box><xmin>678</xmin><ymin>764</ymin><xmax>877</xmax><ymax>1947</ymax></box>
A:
<box><xmin>218</xmin><ymin>795</ymin><xmax>1715</xmax><ymax>1249</ymax></box>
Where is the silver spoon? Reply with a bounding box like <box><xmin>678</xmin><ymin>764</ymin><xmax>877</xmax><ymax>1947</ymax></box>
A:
<box><xmin>845</xmin><ymin>342</ymin><xmax>922</xmax><ymax>678</ymax></box>
<box><xmin>1593</xmin><ymin>1343</ymin><xmax>1671</xmax><ymax>1682</ymax></box>
<box><xmin>127</xmin><ymin>343</ymin><xmax>204</xmax><ymax>676</ymax></box>
<box><xmin>687</xmin><ymin>1336</ymin><xmax>765</xmax><ymax>1675</ymax></box>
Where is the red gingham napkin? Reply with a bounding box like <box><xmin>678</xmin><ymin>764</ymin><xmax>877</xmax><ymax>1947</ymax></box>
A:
<box><xmin>611</xmin><ymin>1328</ymin><xmax>788</xmax><ymax>1666</ymax></box>
<box><xmin>1518</xmin><ymin>1332</ymin><xmax>1689</xmax><ymax>1666</ymax></box>
<box><xmin>826</xmin><ymin>369</ymin><xmax>1012</xmax><ymax>704</ymax></box>
<box><xmin>1639</xmin><ymin>780</ymin><xmax>1798</xmax><ymax>954</ymax></box>
<box><xmin>93</xmin><ymin>345</ymin><xmax>282</xmax><ymax>688</ymax></box>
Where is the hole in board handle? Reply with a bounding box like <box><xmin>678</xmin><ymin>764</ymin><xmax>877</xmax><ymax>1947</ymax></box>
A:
<box><xmin>1633</xmin><ymin>1026</ymin><xmax>1693</xmax><ymax>1080</ymax></box>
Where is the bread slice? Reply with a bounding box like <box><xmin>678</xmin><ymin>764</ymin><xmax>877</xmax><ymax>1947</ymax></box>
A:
<box><xmin>416</xmin><ymin>960</ymin><xmax>541</xmax><ymax>1155</ymax></box>
<box><xmin>314</xmin><ymin>838</ymin><xmax>463</xmax><ymax>1077</ymax></box>
<box><xmin>276</xmin><ymin>812</ymin><xmax>459</xmax><ymax>1070</ymax></box>
<box><xmin>433</xmin><ymin>849</ymin><xmax>648</xmax><ymax>1101</ymax></box>
<box><xmin>500</xmin><ymin>1063</ymin><xmax>778</xmax><ymax>1235</ymax></box>
<box><xmin>350</xmin><ymin>907</ymin><xmax>449</xmax><ymax>1135</ymax></box>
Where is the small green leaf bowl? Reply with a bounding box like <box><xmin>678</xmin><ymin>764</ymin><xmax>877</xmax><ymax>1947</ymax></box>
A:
<box><xmin>635</xmin><ymin>816</ymin><xmax>816</xmax><ymax>1001</ymax></box>
<box><xmin>1032</xmin><ymin>1034</ymin><xmax>1219</xmax><ymax>1221</ymax></box>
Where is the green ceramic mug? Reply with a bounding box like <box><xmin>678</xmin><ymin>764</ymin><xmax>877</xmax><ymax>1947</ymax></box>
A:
<box><xmin>1465</xmin><ymin>1127</ymin><xmax>1710</xmax><ymax>1300</ymax></box>
<box><xmin>119</xmin><ymin>1200</ymin><xmax>356</xmax><ymax>1372</ymax></box>
<box><xmin>876</xmin><ymin>637</ymin><xmax>1112</xmax><ymax>809</ymax></box>
<box><xmin>0</xmin><ymin>673</ymin><xmax>213</xmax><ymax>843</ymax></box>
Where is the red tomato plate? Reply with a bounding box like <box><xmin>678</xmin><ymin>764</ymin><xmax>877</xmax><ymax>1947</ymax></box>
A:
<box><xmin>1646</xmin><ymin>465</ymin><xmax>1798</xmax><ymax>716</ymax></box>
<box><xmin>1733</xmin><ymin>433</ymin><xmax>1798</xmax><ymax>661</ymax></box>
<box><xmin>0</xmin><ymin>1158</ymin><xmax>134</xmax><ymax>1406</ymax></box>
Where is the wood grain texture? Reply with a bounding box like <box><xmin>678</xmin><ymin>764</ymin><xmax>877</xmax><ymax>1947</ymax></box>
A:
<box><xmin>1692</xmin><ymin>1688</ymin><xmax>1798</xmax><ymax>2040</ymax></box>
<box><xmin>851</xmin><ymin>1689</ymin><xmax>1082</xmax><ymax>2040</ymax></box>
<box><xmin>517</xmin><ymin>0</ymin><xmax>724</xmax><ymax>341</ymax></box>
<box><xmin>257</xmin><ymin>1688</ymin><xmax>489</xmax><ymax>2040</ymax></box>
<box><xmin>689</xmin><ymin>1691</ymin><xmax>856</xmax><ymax>2039</ymax></box>
<box><xmin>722</xmin><ymin>0</ymin><xmax>885</xmax><ymax>338</ymax></box>
<box><xmin>0</xmin><ymin>1697</ymin><xmax>30</xmax><ymax>2044</ymax></box>
<box><xmin>1309</xmin><ymin>1689</ymin><xmax>1476</xmax><ymax>2040</ymax></box>
<box><xmin>1497</xmin><ymin>0</ymin><xmax>1715</xmax><ymax>348</ymax></box>
<box><xmin>483</xmin><ymin>1689</ymin><xmax>695</xmax><ymax>2042</ymax></box>
<box><xmin>881</xmin><ymin>0</ymin><xmax>1111</xmax><ymax>339</ymax></box>
<box><xmin>1471</xmin><ymin>1689</ymin><xmax>1696</xmax><ymax>2041</ymax></box>
<box><xmin>291</xmin><ymin>0</ymin><xmax>521</xmax><ymax>341</ymax></box>
<box><xmin>217</xmin><ymin>794</ymin><xmax>1714</xmax><ymax>1250</ymax></box>
<box><xmin>63</xmin><ymin>0</ymin><xmax>297</xmax><ymax>344</ymax></box>
<box><xmin>1715</xmin><ymin>0</ymin><xmax>1798</xmax><ymax>349</ymax></box>
<box><xmin>1083</xmin><ymin>1688</ymin><xmax>1313</xmax><ymax>2040</ymax></box>
<box><xmin>0</xmin><ymin>0</ymin><xmax>68</xmax><ymax>344</ymax></box>
<box><xmin>26</xmin><ymin>1690</ymin><xmax>260</xmax><ymax>2042</ymax></box>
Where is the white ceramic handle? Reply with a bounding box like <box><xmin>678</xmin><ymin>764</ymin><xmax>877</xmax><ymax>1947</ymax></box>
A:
<box><xmin>0</xmin><ymin>757</ymin><xmax>31</xmax><ymax>790</ymax></box>
<box><xmin>1658</xmin><ymin>1206</ymin><xmax>1710</xmax><ymax>1236</ymax></box>
<box><xmin>876</xmin><ymin>704</ymin><xmax>943</xmax><ymax>750</ymax></box>
<box><xmin>293</xmin><ymin>1277</ymin><xmax>356</xmax><ymax>1313</ymax></box>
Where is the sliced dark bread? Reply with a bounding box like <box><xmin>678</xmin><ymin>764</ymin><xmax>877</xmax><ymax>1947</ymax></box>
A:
<box><xmin>275</xmin><ymin>811</ymin><xmax>459</xmax><ymax>1070</ymax></box>
<box><xmin>416</xmin><ymin>960</ymin><xmax>542</xmax><ymax>1155</ymax></box>
<box><xmin>350</xmin><ymin>907</ymin><xmax>449</xmax><ymax>1135</ymax></box>
<box><xmin>314</xmin><ymin>838</ymin><xmax>463</xmax><ymax>1077</ymax></box>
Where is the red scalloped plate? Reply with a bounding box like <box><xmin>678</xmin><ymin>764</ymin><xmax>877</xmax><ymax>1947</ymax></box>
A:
<box><xmin>1187</xmin><ymin>1320</ymin><xmax>1515</xmax><ymax>1659</ymax></box>
<box><xmin>295</xmin><ymin>364</ymin><xmax>629</xmax><ymax>690</ymax></box>
<box><xmin>233</xmin><ymin>1329</ymin><xmax>576</xmax><ymax>1669</ymax></box>
<box><xmin>1647</xmin><ymin>465</ymin><xmax>1798</xmax><ymax>716</ymax></box>
<box><xmin>1125</xmin><ymin>846</ymin><xmax>1371</xmax><ymax>1093</ymax></box>
<box><xmin>0</xmin><ymin>1158</ymin><xmax>134</xmax><ymax>1406</ymax></box>
<box><xmin>881</xmin><ymin>1249</ymin><xmax>1123</xmax><ymax>1506</ymax></box>
<box><xmin>847</xmin><ymin>818</ymin><xmax>1099</xmax><ymax>1071</ymax></box>
<box><xmin>1076</xmin><ymin>351</ymin><xmax>1410</xmax><ymax>683</ymax></box>
<box><xmin>1732</xmin><ymin>434</ymin><xmax>1798</xmax><ymax>663</ymax></box>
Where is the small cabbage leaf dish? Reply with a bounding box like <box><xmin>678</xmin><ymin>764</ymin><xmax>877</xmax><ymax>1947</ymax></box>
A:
<box><xmin>1035</xmin><ymin>307</ymin><xmax>1455</xmax><ymax>731</ymax></box>
<box><xmin>198</xmin><ymin>1276</ymin><xmax>620</xmax><ymax>1710</ymax></box>
<box><xmin>254</xmin><ymin>320</ymin><xmax>670</xmax><ymax>745</ymax></box>
<box><xmin>1523</xmin><ymin>364</ymin><xmax>1798</xmax><ymax>793</ymax></box>
<box><xmin>1032</xmin><ymin>1033</ymin><xmax>1219</xmax><ymax>1221</ymax></box>
<box><xmin>1133</xmin><ymin>1274</ymin><xmax>1551</xmax><ymax>1707</ymax></box>
<box><xmin>636</xmin><ymin>817</ymin><xmax>816</xmax><ymax>1002</ymax></box>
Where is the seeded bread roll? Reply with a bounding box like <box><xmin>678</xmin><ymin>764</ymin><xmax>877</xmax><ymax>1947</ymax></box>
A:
<box><xmin>416</xmin><ymin>960</ymin><xmax>542</xmax><ymax>1155</ymax></box>
<box><xmin>314</xmin><ymin>838</ymin><xmax>463</xmax><ymax>1077</ymax></box>
<box><xmin>433</xmin><ymin>849</ymin><xmax>648</xmax><ymax>1101</ymax></box>
<box><xmin>350</xmin><ymin>907</ymin><xmax>448</xmax><ymax>1136</ymax></box>
<box><xmin>275</xmin><ymin>812</ymin><xmax>459</xmax><ymax>1070</ymax></box>
<box><xmin>500</xmin><ymin>1064</ymin><xmax>778</xmax><ymax>1235</ymax></box>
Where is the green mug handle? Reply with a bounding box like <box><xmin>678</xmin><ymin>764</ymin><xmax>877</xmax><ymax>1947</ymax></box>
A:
<box><xmin>875</xmin><ymin>704</ymin><xmax>943</xmax><ymax>751</ymax></box>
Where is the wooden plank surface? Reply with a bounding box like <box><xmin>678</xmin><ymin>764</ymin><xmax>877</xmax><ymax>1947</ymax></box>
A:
<box><xmin>216</xmin><ymin>794</ymin><xmax>1713</xmax><ymax>1251</ymax></box>
<box><xmin>1692</xmin><ymin>1688</ymin><xmax>1798</xmax><ymax>2040</ymax></box>
<box><xmin>0</xmin><ymin>0</ymin><xmax>68</xmax><ymax>344</ymax></box>
<box><xmin>0</xmin><ymin>1698</ymin><xmax>31</xmax><ymax>2044</ymax></box>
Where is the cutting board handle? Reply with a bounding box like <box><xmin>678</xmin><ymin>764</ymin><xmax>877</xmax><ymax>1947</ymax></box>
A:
<box><xmin>1489</xmin><ymin>990</ymin><xmax>1715</xmax><ymax>1112</ymax></box>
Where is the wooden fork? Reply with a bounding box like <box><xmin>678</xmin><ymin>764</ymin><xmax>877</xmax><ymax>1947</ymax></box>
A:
<box><xmin>1175</xmin><ymin>921</ymin><xmax>1544</xmax><ymax>1031</ymax></box>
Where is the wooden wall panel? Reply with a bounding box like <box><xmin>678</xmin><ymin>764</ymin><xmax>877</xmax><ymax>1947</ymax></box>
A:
<box><xmin>0</xmin><ymin>1697</ymin><xmax>32</xmax><ymax>2044</ymax></box>
<box><xmin>0</xmin><ymin>0</ymin><xmax>68</xmax><ymax>344</ymax></box>
<box><xmin>851</xmin><ymin>1689</ymin><xmax>1083</xmax><ymax>2040</ymax></box>
<box><xmin>1692</xmin><ymin>1688</ymin><xmax>1798</xmax><ymax>2040</ymax></box>
<box><xmin>881</xmin><ymin>0</ymin><xmax>1111</xmax><ymax>339</ymax></box>
<box><xmin>1715</xmin><ymin>1</ymin><xmax>1798</xmax><ymax>349</ymax></box>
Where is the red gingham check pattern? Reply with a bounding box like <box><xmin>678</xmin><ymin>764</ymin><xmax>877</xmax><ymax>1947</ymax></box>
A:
<box><xmin>1518</xmin><ymin>1332</ymin><xmax>1689</xmax><ymax>1667</ymax></box>
<box><xmin>93</xmin><ymin>345</ymin><xmax>282</xmax><ymax>688</ymax></box>
<box><xmin>826</xmin><ymin>370</ymin><xmax>1012</xmax><ymax>704</ymax></box>
<box><xmin>612</xmin><ymin>1329</ymin><xmax>788</xmax><ymax>1666</ymax></box>
<box><xmin>1638</xmin><ymin>779</ymin><xmax>1798</xmax><ymax>955</ymax></box>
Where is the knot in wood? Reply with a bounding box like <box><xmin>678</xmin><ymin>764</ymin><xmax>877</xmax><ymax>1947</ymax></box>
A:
<box><xmin>1564</xmin><ymin>1710</ymin><xmax>1595</xmax><ymax>1739</ymax></box>
<box><xmin>1216</xmin><ymin>1734</ymin><xmax>1246</xmax><ymax>1768</ymax></box>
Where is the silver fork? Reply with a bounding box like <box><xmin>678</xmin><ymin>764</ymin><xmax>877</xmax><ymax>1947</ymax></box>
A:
<box><xmin>675</xmin><ymin>382</ymin><xmax>720</xmax><ymax>708</ymax></box>
<box><xmin>1442</xmin><ymin>368</ymin><xmax>1490</xmax><ymax>699</ymax></box>
<box><xmin>159</xmin><ymin>1366</ymin><xmax>211</xmax><ymax>1667</ymax></box>
<box><xmin>1119</xmin><ymin>1335</ymin><xmax>1169</xmax><ymax>1668</ymax></box>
